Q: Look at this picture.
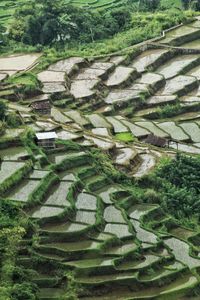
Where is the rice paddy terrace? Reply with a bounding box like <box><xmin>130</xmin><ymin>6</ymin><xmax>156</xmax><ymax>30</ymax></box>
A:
<box><xmin>1</xmin><ymin>18</ymin><xmax>200</xmax><ymax>300</ymax></box>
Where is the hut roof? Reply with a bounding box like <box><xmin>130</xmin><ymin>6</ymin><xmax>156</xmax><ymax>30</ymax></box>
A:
<box><xmin>31</xmin><ymin>100</ymin><xmax>51</xmax><ymax>109</ymax></box>
<box><xmin>36</xmin><ymin>132</ymin><xmax>57</xmax><ymax>140</ymax></box>
<box><xmin>145</xmin><ymin>133</ymin><xmax>167</xmax><ymax>147</ymax></box>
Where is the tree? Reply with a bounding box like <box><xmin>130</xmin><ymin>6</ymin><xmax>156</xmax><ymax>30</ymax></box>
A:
<box><xmin>10</xmin><ymin>0</ymin><xmax>63</xmax><ymax>45</ymax></box>
<box><xmin>9</xmin><ymin>1</ymin><xmax>131</xmax><ymax>46</ymax></box>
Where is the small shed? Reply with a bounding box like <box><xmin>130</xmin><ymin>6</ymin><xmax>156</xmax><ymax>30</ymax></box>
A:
<box><xmin>36</xmin><ymin>131</ymin><xmax>57</xmax><ymax>148</ymax></box>
<box><xmin>145</xmin><ymin>133</ymin><xmax>167</xmax><ymax>148</ymax></box>
<box><xmin>31</xmin><ymin>100</ymin><xmax>51</xmax><ymax>115</ymax></box>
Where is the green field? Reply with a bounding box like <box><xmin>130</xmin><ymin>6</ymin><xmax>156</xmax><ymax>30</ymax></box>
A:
<box><xmin>0</xmin><ymin>0</ymin><xmax>27</xmax><ymax>26</ymax></box>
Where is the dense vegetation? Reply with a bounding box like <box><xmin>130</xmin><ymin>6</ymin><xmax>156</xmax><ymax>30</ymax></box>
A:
<box><xmin>0</xmin><ymin>0</ymin><xmax>196</xmax><ymax>57</ymax></box>
<box><xmin>0</xmin><ymin>200</ymin><xmax>37</xmax><ymax>300</ymax></box>
<box><xmin>142</xmin><ymin>154</ymin><xmax>200</xmax><ymax>227</ymax></box>
<box><xmin>9</xmin><ymin>0</ymin><xmax>131</xmax><ymax>46</ymax></box>
<box><xmin>9</xmin><ymin>0</ymin><xmax>186</xmax><ymax>48</ymax></box>
<box><xmin>156</xmin><ymin>154</ymin><xmax>200</xmax><ymax>219</ymax></box>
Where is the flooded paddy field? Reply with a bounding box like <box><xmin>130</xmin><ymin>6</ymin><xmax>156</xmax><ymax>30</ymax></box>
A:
<box><xmin>0</xmin><ymin>53</ymin><xmax>40</xmax><ymax>75</ymax></box>
<box><xmin>43</xmin><ymin>181</ymin><xmax>72</xmax><ymax>207</ymax></box>
<box><xmin>7</xmin><ymin>179</ymin><xmax>41</xmax><ymax>202</ymax></box>
<box><xmin>0</xmin><ymin>161</ymin><xmax>26</xmax><ymax>185</ymax></box>
<box><xmin>0</xmin><ymin>146</ymin><xmax>28</xmax><ymax>160</ymax></box>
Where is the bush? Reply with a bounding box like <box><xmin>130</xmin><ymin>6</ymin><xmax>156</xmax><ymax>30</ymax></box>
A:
<box><xmin>11</xmin><ymin>282</ymin><xmax>38</xmax><ymax>300</ymax></box>
<box><xmin>0</xmin><ymin>101</ymin><xmax>7</xmax><ymax>121</ymax></box>
<box><xmin>143</xmin><ymin>189</ymin><xmax>161</xmax><ymax>203</ymax></box>
<box><xmin>154</xmin><ymin>154</ymin><xmax>200</xmax><ymax>223</ymax></box>
<box><xmin>0</xmin><ymin>199</ymin><xmax>20</xmax><ymax>229</ymax></box>
<box><xmin>0</xmin><ymin>287</ymin><xmax>10</xmax><ymax>300</ymax></box>
<box><xmin>147</xmin><ymin>103</ymin><xmax>183</xmax><ymax>119</ymax></box>
<box><xmin>6</xmin><ymin>112</ymin><xmax>22</xmax><ymax>128</ymax></box>
<box><xmin>9</xmin><ymin>73</ymin><xmax>42</xmax><ymax>96</ymax></box>
<box><xmin>0</xmin><ymin>121</ymin><xmax>6</xmax><ymax>136</ymax></box>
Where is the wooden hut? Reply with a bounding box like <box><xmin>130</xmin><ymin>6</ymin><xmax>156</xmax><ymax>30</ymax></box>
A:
<box><xmin>31</xmin><ymin>100</ymin><xmax>51</xmax><ymax>115</ymax></box>
<box><xmin>145</xmin><ymin>133</ymin><xmax>167</xmax><ymax>148</ymax></box>
<box><xmin>36</xmin><ymin>132</ymin><xmax>57</xmax><ymax>148</ymax></box>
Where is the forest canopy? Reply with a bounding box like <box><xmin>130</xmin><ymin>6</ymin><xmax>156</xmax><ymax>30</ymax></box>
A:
<box><xmin>9</xmin><ymin>0</ymin><xmax>131</xmax><ymax>45</ymax></box>
<box><xmin>7</xmin><ymin>0</ymin><xmax>198</xmax><ymax>48</ymax></box>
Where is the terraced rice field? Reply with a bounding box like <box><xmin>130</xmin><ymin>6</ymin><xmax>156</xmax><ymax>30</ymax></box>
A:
<box><xmin>0</xmin><ymin>145</ymin><xmax>200</xmax><ymax>299</ymax></box>
<box><xmin>70</xmin><ymin>0</ymin><xmax>127</xmax><ymax>10</ymax></box>
<box><xmin>0</xmin><ymin>161</ymin><xmax>26</xmax><ymax>185</ymax></box>
<box><xmin>2</xmin><ymin>17</ymin><xmax>200</xmax><ymax>300</ymax></box>
<box><xmin>7</xmin><ymin>179</ymin><xmax>41</xmax><ymax>202</ymax></box>
<box><xmin>1</xmin><ymin>145</ymin><xmax>199</xmax><ymax>299</ymax></box>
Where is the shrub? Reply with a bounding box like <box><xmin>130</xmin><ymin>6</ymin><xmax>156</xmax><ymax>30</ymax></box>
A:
<box><xmin>0</xmin><ymin>121</ymin><xmax>6</xmax><ymax>136</ymax></box>
<box><xmin>6</xmin><ymin>112</ymin><xmax>22</xmax><ymax>128</ymax></box>
<box><xmin>0</xmin><ymin>101</ymin><xmax>7</xmax><ymax>121</ymax></box>
<box><xmin>143</xmin><ymin>188</ymin><xmax>161</xmax><ymax>203</ymax></box>
<box><xmin>10</xmin><ymin>73</ymin><xmax>42</xmax><ymax>96</ymax></box>
<box><xmin>11</xmin><ymin>282</ymin><xmax>38</xmax><ymax>300</ymax></box>
<box><xmin>147</xmin><ymin>103</ymin><xmax>183</xmax><ymax>119</ymax></box>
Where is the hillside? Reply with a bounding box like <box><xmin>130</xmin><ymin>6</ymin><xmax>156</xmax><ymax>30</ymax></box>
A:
<box><xmin>1</xmin><ymin>1</ymin><xmax>200</xmax><ymax>300</ymax></box>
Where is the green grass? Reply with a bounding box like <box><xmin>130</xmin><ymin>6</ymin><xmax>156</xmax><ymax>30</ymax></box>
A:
<box><xmin>115</xmin><ymin>132</ymin><xmax>135</xmax><ymax>142</ymax></box>
<box><xmin>7</xmin><ymin>72</ymin><xmax>42</xmax><ymax>95</ymax></box>
<box><xmin>7</xmin><ymin>72</ymin><xmax>38</xmax><ymax>86</ymax></box>
<box><xmin>0</xmin><ymin>0</ymin><xmax>30</xmax><ymax>27</ymax></box>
